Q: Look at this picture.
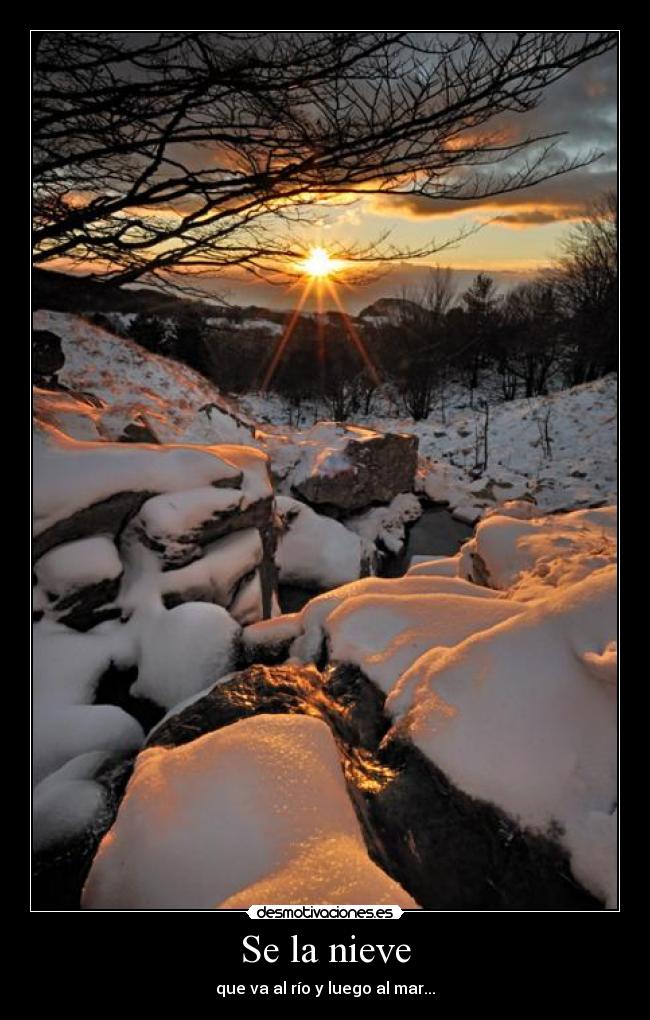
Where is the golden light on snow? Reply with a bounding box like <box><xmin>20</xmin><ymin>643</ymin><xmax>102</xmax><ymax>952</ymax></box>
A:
<box><xmin>301</xmin><ymin>246</ymin><xmax>341</xmax><ymax>278</ymax></box>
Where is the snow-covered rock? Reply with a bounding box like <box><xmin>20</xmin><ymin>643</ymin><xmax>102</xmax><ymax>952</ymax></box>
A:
<box><xmin>345</xmin><ymin>492</ymin><xmax>422</xmax><ymax>556</ymax></box>
<box><xmin>82</xmin><ymin>714</ymin><xmax>416</xmax><ymax>909</ymax></box>
<box><xmin>387</xmin><ymin>564</ymin><xmax>617</xmax><ymax>907</ymax></box>
<box><xmin>275</xmin><ymin>495</ymin><xmax>365</xmax><ymax>589</ymax></box>
<box><xmin>263</xmin><ymin>421</ymin><xmax>418</xmax><ymax>512</ymax></box>
<box><xmin>326</xmin><ymin>593</ymin><xmax>524</xmax><ymax>695</ymax></box>
<box><xmin>242</xmin><ymin>613</ymin><xmax>303</xmax><ymax>665</ymax></box>
<box><xmin>279</xmin><ymin>572</ymin><xmax>499</xmax><ymax>665</ymax></box>
<box><xmin>34</xmin><ymin>537</ymin><xmax>123</xmax><ymax>631</ymax></box>
<box><xmin>33</xmin><ymin>619</ymin><xmax>143</xmax><ymax>784</ymax></box>
<box><xmin>33</xmin><ymin>328</ymin><xmax>65</xmax><ymax>385</ymax></box>
<box><xmin>131</xmin><ymin>602</ymin><xmax>241</xmax><ymax>711</ymax></box>
<box><xmin>33</xmin><ymin>751</ymin><xmax>109</xmax><ymax>852</ymax></box>
<box><xmin>459</xmin><ymin>506</ymin><xmax>617</xmax><ymax>598</ymax></box>
<box><xmin>160</xmin><ymin>529</ymin><xmax>263</xmax><ymax>612</ymax></box>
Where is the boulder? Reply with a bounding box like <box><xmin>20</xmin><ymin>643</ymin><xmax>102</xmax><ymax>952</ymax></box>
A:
<box><xmin>33</xmin><ymin>489</ymin><xmax>156</xmax><ymax>562</ymax></box>
<box><xmin>34</xmin><ymin>536</ymin><xmax>123</xmax><ymax>632</ymax></box>
<box><xmin>291</xmin><ymin>425</ymin><xmax>418</xmax><ymax>513</ymax></box>
<box><xmin>33</xmin><ymin>329</ymin><xmax>65</xmax><ymax>383</ymax></box>
<box><xmin>146</xmin><ymin>662</ymin><xmax>599</xmax><ymax>910</ymax></box>
<box><xmin>118</xmin><ymin>415</ymin><xmax>161</xmax><ymax>444</ymax></box>
<box><xmin>133</xmin><ymin>488</ymin><xmax>278</xmax><ymax>619</ymax></box>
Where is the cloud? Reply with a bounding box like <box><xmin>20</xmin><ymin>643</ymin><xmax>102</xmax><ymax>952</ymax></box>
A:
<box><xmin>366</xmin><ymin>44</ymin><xmax>617</xmax><ymax>229</ymax></box>
<box><xmin>369</xmin><ymin>166</ymin><xmax>616</xmax><ymax>226</ymax></box>
<box><xmin>491</xmin><ymin>207</ymin><xmax>585</xmax><ymax>228</ymax></box>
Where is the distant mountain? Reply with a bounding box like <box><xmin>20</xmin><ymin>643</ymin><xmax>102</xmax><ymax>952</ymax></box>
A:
<box><xmin>34</xmin><ymin>264</ymin><xmax>536</xmax><ymax>319</ymax></box>
<box><xmin>358</xmin><ymin>297</ymin><xmax>425</xmax><ymax>322</ymax></box>
<box><xmin>32</xmin><ymin>268</ymin><xmax>214</xmax><ymax>318</ymax></box>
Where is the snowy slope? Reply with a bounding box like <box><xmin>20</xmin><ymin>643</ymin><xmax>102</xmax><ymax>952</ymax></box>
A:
<box><xmin>33</xmin><ymin>310</ymin><xmax>255</xmax><ymax>445</ymax></box>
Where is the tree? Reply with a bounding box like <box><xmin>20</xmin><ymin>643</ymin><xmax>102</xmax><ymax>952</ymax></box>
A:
<box><xmin>500</xmin><ymin>281</ymin><xmax>562</xmax><ymax>398</ymax></box>
<box><xmin>127</xmin><ymin>313</ymin><xmax>169</xmax><ymax>355</ymax></box>
<box><xmin>460</xmin><ymin>273</ymin><xmax>500</xmax><ymax>401</ymax></box>
<box><xmin>33</xmin><ymin>31</ymin><xmax>616</xmax><ymax>291</ymax></box>
<box><xmin>388</xmin><ymin>267</ymin><xmax>457</xmax><ymax>419</ymax></box>
<box><xmin>547</xmin><ymin>191</ymin><xmax>617</xmax><ymax>383</ymax></box>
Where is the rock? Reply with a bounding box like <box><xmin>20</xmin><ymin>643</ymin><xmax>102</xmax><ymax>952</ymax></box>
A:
<box><xmin>293</xmin><ymin>427</ymin><xmax>418</xmax><ymax>513</ymax></box>
<box><xmin>32</xmin><ymin>752</ymin><xmax>136</xmax><ymax>909</ymax></box>
<box><xmin>34</xmin><ymin>536</ymin><xmax>123</xmax><ymax>631</ymax></box>
<box><xmin>118</xmin><ymin>415</ymin><xmax>161</xmax><ymax>444</ymax></box>
<box><xmin>241</xmin><ymin>614</ymin><xmax>303</xmax><ymax>666</ymax></box>
<box><xmin>146</xmin><ymin>662</ymin><xmax>385</xmax><ymax>754</ymax></box>
<box><xmin>160</xmin><ymin>528</ymin><xmax>264</xmax><ymax>615</ymax></box>
<box><xmin>147</xmin><ymin>662</ymin><xmax>600</xmax><ymax>910</ymax></box>
<box><xmin>365</xmin><ymin>728</ymin><xmax>602</xmax><ymax>911</ymax></box>
<box><xmin>33</xmin><ymin>329</ymin><xmax>65</xmax><ymax>383</ymax></box>
<box><xmin>33</xmin><ymin>490</ymin><xmax>156</xmax><ymax>562</ymax></box>
<box><xmin>133</xmin><ymin>490</ymin><xmax>278</xmax><ymax>619</ymax></box>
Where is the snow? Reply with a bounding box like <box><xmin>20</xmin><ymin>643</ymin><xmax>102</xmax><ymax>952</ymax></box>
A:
<box><xmin>131</xmin><ymin>602</ymin><xmax>241</xmax><ymax>710</ymax></box>
<box><xmin>459</xmin><ymin>506</ymin><xmax>617</xmax><ymax>598</ymax></box>
<box><xmin>34</xmin><ymin>704</ymin><xmax>143</xmax><ymax>788</ymax></box>
<box><xmin>275</xmin><ymin>496</ymin><xmax>363</xmax><ymax>589</ymax></box>
<box><xmin>82</xmin><ymin>713</ymin><xmax>416</xmax><ymax>909</ymax></box>
<box><xmin>33</xmin><ymin>617</ymin><xmax>142</xmax><ymax>785</ymax></box>
<box><xmin>32</xmin><ymin>309</ymin><xmax>617</xmax><ymax>906</ymax></box>
<box><xmin>35</xmin><ymin>537</ymin><xmax>122</xmax><ymax>595</ymax></box>
<box><xmin>242</xmin><ymin>613</ymin><xmax>303</xmax><ymax>657</ymax></box>
<box><xmin>287</xmin><ymin>573</ymin><xmax>500</xmax><ymax>665</ymax></box>
<box><xmin>260</xmin><ymin>421</ymin><xmax>382</xmax><ymax>493</ymax></box>
<box><xmin>33</xmin><ymin>387</ymin><xmax>105</xmax><ymax>442</ymax></box>
<box><xmin>136</xmin><ymin>487</ymin><xmax>243</xmax><ymax>542</ymax></box>
<box><xmin>345</xmin><ymin>493</ymin><xmax>422</xmax><ymax>555</ymax></box>
<box><xmin>246</xmin><ymin>373</ymin><xmax>617</xmax><ymax>517</ymax></box>
<box><xmin>407</xmin><ymin>555</ymin><xmax>460</xmax><ymax>577</ymax></box>
<box><xmin>33</xmin><ymin>425</ymin><xmax>271</xmax><ymax>537</ymax></box>
<box><xmin>387</xmin><ymin>564</ymin><xmax>617</xmax><ymax>907</ymax></box>
<box><xmin>159</xmin><ymin>529</ymin><xmax>263</xmax><ymax>608</ymax></box>
<box><xmin>33</xmin><ymin>751</ymin><xmax>108</xmax><ymax>851</ymax></box>
<box><xmin>326</xmin><ymin>593</ymin><xmax>524</xmax><ymax>695</ymax></box>
<box><xmin>33</xmin><ymin>310</ymin><xmax>255</xmax><ymax>446</ymax></box>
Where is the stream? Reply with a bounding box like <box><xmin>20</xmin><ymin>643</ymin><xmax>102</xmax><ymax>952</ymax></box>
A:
<box><xmin>279</xmin><ymin>503</ymin><xmax>472</xmax><ymax>613</ymax></box>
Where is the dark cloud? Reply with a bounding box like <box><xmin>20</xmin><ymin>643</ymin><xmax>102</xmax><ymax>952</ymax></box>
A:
<box><xmin>492</xmin><ymin>209</ymin><xmax>582</xmax><ymax>227</ymax></box>
<box><xmin>368</xmin><ymin>43</ymin><xmax>617</xmax><ymax>226</ymax></box>
<box><xmin>370</xmin><ymin>165</ymin><xmax>617</xmax><ymax>223</ymax></box>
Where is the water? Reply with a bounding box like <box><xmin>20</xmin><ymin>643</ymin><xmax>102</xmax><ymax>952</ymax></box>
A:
<box><xmin>279</xmin><ymin>503</ymin><xmax>472</xmax><ymax>611</ymax></box>
<box><xmin>381</xmin><ymin>504</ymin><xmax>473</xmax><ymax>577</ymax></box>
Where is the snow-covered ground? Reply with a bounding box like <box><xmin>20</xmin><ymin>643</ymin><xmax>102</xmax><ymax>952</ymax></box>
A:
<box><xmin>33</xmin><ymin>310</ymin><xmax>256</xmax><ymax>445</ymax></box>
<box><xmin>243</xmin><ymin>374</ymin><xmax>617</xmax><ymax>519</ymax></box>
<box><xmin>35</xmin><ymin>311</ymin><xmax>616</xmax><ymax>518</ymax></box>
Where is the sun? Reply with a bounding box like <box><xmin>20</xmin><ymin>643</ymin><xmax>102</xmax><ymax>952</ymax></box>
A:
<box><xmin>301</xmin><ymin>246</ymin><xmax>340</xmax><ymax>278</ymax></box>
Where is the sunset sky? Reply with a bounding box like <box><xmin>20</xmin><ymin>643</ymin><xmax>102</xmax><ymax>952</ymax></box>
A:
<box><xmin>217</xmin><ymin>44</ymin><xmax>616</xmax><ymax>312</ymax></box>
<box><xmin>43</xmin><ymin>36</ymin><xmax>617</xmax><ymax>314</ymax></box>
